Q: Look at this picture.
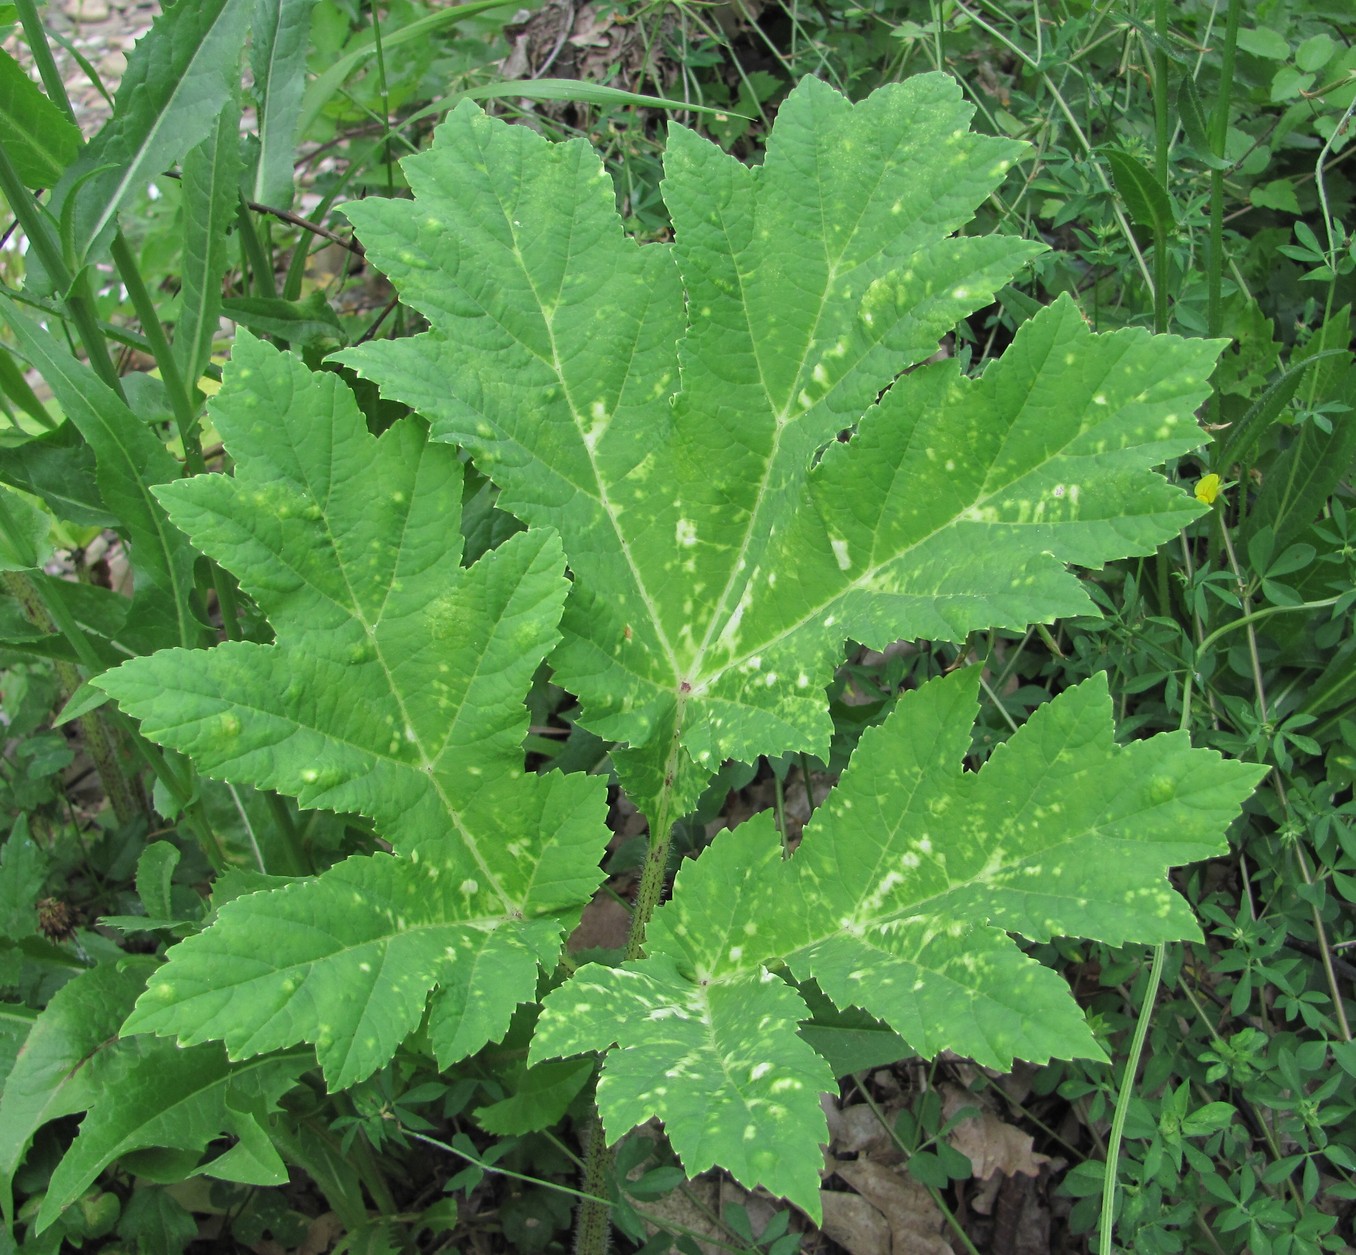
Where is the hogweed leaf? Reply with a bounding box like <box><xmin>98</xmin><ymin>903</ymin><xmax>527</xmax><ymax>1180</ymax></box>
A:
<box><xmin>535</xmin><ymin>672</ymin><xmax>1262</xmax><ymax>1204</ymax></box>
<box><xmin>338</xmin><ymin>74</ymin><xmax>1045</xmax><ymax>818</ymax></box>
<box><xmin>771</xmin><ymin>670</ymin><xmax>1264</xmax><ymax>1068</ymax></box>
<box><xmin>532</xmin><ymin>820</ymin><xmax>834</xmax><ymax>1219</ymax></box>
<box><xmin>680</xmin><ymin>295</ymin><xmax>1221</xmax><ymax>767</ymax></box>
<box><xmin>101</xmin><ymin>333</ymin><xmax>608</xmax><ymax>1087</ymax></box>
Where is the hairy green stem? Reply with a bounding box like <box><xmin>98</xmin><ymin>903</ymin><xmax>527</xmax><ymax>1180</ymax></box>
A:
<box><xmin>573</xmin><ymin>1114</ymin><xmax>614</xmax><ymax>1255</ymax></box>
<box><xmin>571</xmin><ymin>718</ymin><xmax>695</xmax><ymax>1253</ymax></box>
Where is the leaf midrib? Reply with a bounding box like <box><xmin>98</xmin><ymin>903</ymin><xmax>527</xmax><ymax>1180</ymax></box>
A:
<box><xmin>698</xmin><ymin>337</ymin><xmax>1168</xmax><ymax>701</ymax></box>
<box><xmin>219</xmin><ymin>443</ymin><xmax>521</xmax><ymax>912</ymax></box>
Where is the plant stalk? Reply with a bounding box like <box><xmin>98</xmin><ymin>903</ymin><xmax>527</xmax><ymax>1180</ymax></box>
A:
<box><xmin>1151</xmin><ymin>0</ymin><xmax>1171</xmax><ymax>335</ymax></box>
<box><xmin>1099</xmin><ymin>942</ymin><xmax>1165</xmax><ymax>1255</ymax></box>
<box><xmin>1206</xmin><ymin>0</ymin><xmax>1242</xmax><ymax>345</ymax></box>
<box><xmin>0</xmin><ymin>145</ymin><xmax>124</xmax><ymax>398</ymax></box>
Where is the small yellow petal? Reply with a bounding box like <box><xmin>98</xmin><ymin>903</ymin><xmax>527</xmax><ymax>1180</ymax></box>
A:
<box><xmin>1195</xmin><ymin>473</ymin><xmax>1222</xmax><ymax>505</ymax></box>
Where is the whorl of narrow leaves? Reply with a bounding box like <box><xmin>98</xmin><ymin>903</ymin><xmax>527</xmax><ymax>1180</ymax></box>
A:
<box><xmin>338</xmin><ymin>74</ymin><xmax>1224</xmax><ymax>824</ymax></box>
<box><xmin>533</xmin><ymin>671</ymin><xmax>1263</xmax><ymax>1217</ymax></box>
<box><xmin>100</xmin><ymin>333</ymin><xmax>608</xmax><ymax>1088</ymax></box>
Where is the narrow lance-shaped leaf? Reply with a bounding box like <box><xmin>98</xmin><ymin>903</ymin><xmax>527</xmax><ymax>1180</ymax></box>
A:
<box><xmin>0</xmin><ymin>48</ymin><xmax>82</xmax><ymax>189</ymax></box>
<box><xmin>337</xmin><ymin>75</ymin><xmax>1219</xmax><ymax>825</ymax></box>
<box><xmin>0</xmin><ymin>296</ymin><xmax>206</xmax><ymax>649</ymax></box>
<box><xmin>249</xmin><ymin>0</ymin><xmax>318</xmax><ymax>208</ymax></box>
<box><xmin>37</xmin><ymin>1041</ymin><xmax>310</xmax><ymax>1232</ymax></box>
<box><xmin>101</xmin><ymin>333</ymin><xmax>609</xmax><ymax>1088</ymax></box>
<box><xmin>534</xmin><ymin>671</ymin><xmax>1264</xmax><ymax>1214</ymax></box>
<box><xmin>173</xmin><ymin>98</ymin><xmax>241</xmax><ymax>388</ymax></box>
<box><xmin>38</xmin><ymin>0</ymin><xmax>251</xmax><ymax>285</ymax></box>
<box><xmin>0</xmin><ymin>957</ymin><xmax>158</xmax><ymax>1224</ymax></box>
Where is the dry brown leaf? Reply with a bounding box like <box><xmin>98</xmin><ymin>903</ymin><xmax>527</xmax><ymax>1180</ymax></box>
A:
<box><xmin>823</xmin><ymin>1095</ymin><xmax>900</xmax><ymax>1161</ymax></box>
<box><xmin>942</xmin><ymin>1084</ymin><xmax>1051</xmax><ymax>1184</ymax></box>
<box><xmin>831</xmin><ymin>1158</ymin><xmax>951</xmax><ymax>1254</ymax></box>
<box><xmin>639</xmin><ymin>1175</ymin><xmax>723</xmax><ymax>1255</ymax></box>
<box><xmin>819</xmin><ymin>1188</ymin><xmax>891</xmax><ymax>1255</ymax></box>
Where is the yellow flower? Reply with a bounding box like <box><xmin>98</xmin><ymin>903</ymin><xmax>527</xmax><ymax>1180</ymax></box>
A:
<box><xmin>1195</xmin><ymin>473</ymin><xmax>1223</xmax><ymax>505</ymax></box>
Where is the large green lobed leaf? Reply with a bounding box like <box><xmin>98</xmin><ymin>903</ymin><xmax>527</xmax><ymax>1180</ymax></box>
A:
<box><xmin>89</xmin><ymin>70</ymin><xmax>1264</xmax><ymax>1222</ymax></box>
<box><xmin>533</xmin><ymin>671</ymin><xmax>1264</xmax><ymax>1217</ymax></box>
<box><xmin>101</xmin><ymin>333</ymin><xmax>609</xmax><ymax>1087</ymax></box>
<box><xmin>338</xmin><ymin>74</ymin><xmax>1221</xmax><ymax>822</ymax></box>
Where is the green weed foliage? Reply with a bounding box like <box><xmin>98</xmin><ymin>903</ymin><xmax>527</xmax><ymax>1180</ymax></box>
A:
<box><xmin>0</xmin><ymin>1</ymin><xmax>1353</xmax><ymax>1252</ymax></box>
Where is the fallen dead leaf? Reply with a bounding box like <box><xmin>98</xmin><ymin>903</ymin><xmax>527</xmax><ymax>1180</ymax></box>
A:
<box><xmin>941</xmin><ymin>1084</ymin><xmax>1051</xmax><ymax>1193</ymax></box>
<box><xmin>823</xmin><ymin>1094</ymin><xmax>902</xmax><ymax>1162</ymax></box>
<box><xmin>830</xmin><ymin>1157</ymin><xmax>951</xmax><ymax>1254</ymax></box>
<box><xmin>819</xmin><ymin>1188</ymin><xmax>891</xmax><ymax>1255</ymax></box>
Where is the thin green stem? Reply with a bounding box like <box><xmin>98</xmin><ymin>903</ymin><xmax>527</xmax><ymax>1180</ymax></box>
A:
<box><xmin>236</xmin><ymin>200</ymin><xmax>277</xmax><ymax>298</ymax></box>
<box><xmin>849</xmin><ymin>1075</ymin><xmax>983</xmax><ymax>1255</ymax></box>
<box><xmin>410</xmin><ymin>1130</ymin><xmax>611</xmax><ymax>1209</ymax></box>
<box><xmin>109</xmin><ymin>233</ymin><xmax>203</xmax><ymax>468</ymax></box>
<box><xmin>367</xmin><ymin>2</ymin><xmax>397</xmax><ymax>201</ymax></box>
<box><xmin>1212</xmin><ymin>530</ymin><xmax>1354</xmax><ymax>1046</ymax></box>
<box><xmin>1180</xmin><ymin>596</ymin><xmax>1343</xmax><ymax>730</ymax></box>
<box><xmin>1303</xmin><ymin>94</ymin><xmax>1356</xmax><ymax>412</ymax></box>
<box><xmin>0</xmin><ymin>146</ymin><xmax>125</xmax><ymax>398</ymax></box>
<box><xmin>1150</xmin><ymin>0</ymin><xmax>1171</xmax><ymax>335</ymax></box>
<box><xmin>950</xmin><ymin>0</ymin><xmax>1154</xmax><ymax>294</ymax></box>
<box><xmin>1099</xmin><ymin>941</ymin><xmax>1164</xmax><ymax>1255</ymax></box>
<box><xmin>14</xmin><ymin>0</ymin><xmax>77</xmax><ymax>123</ymax></box>
<box><xmin>108</xmin><ymin>231</ymin><xmax>244</xmax><ymax>641</ymax></box>
<box><xmin>264</xmin><ymin>791</ymin><xmax>312</xmax><ymax>875</ymax></box>
<box><xmin>1205</xmin><ymin>0</ymin><xmax>1242</xmax><ymax>346</ymax></box>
